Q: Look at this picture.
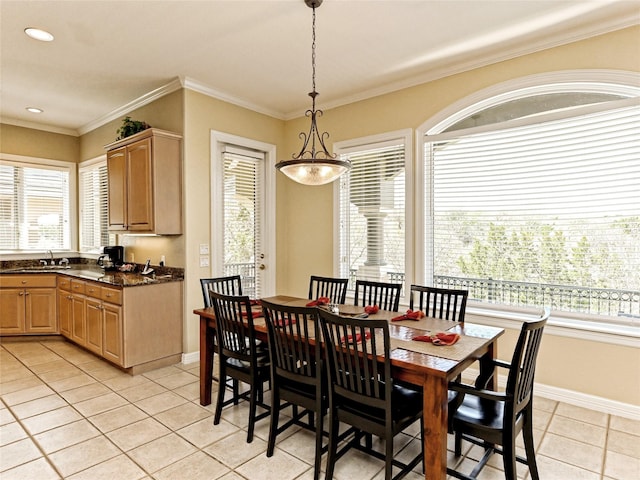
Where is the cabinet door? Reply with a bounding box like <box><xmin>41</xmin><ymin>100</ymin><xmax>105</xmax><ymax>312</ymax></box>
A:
<box><xmin>126</xmin><ymin>137</ymin><xmax>154</xmax><ymax>231</ymax></box>
<box><xmin>85</xmin><ymin>298</ymin><xmax>103</xmax><ymax>355</ymax></box>
<box><xmin>25</xmin><ymin>288</ymin><xmax>57</xmax><ymax>333</ymax></box>
<box><xmin>107</xmin><ymin>146</ymin><xmax>127</xmax><ymax>231</ymax></box>
<box><xmin>0</xmin><ymin>288</ymin><xmax>25</xmax><ymax>334</ymax></box>
<box><xmin>58</xmin><ymin>291</ymin><xmax>72</xmax><ymax>337</ymax></box>
<box><xmin>103</xmin><ymin>303</ymin><xmax>123</xmax><ymax>365</ymax></box>
<box><xmin>71</xmin><ymin>294</ymin><xmax>86</xmax><ymax>346</ymax></box>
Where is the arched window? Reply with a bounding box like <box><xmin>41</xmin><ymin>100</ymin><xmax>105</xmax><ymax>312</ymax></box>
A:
<box><xmin>419</xmin><ymin>72</ymin><xmax>640</xmax><ymax>325</ymax></box>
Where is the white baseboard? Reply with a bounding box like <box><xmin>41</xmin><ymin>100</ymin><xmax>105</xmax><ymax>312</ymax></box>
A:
<box><xmin>181</xmin><ymin>351</ymin><xmax>639</xmax><ymax>421</ymax></box>
<box><xmin>463</xmin><ymin>367</ymin><xmax>640</xmax><ymax>421</ymax></box>
<box><xmin>182</xmin><ymin>351</ymin><xmax>200</xmax><ymax>365</ymax></box>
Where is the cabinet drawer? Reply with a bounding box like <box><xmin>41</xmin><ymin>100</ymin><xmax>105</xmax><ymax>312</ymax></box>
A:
<box><xmin>70</xmin><ymin>279</ymin><xmax>86</xmax><ymax>295</ymax></box>
<box><xmin>57</xmin><ymin>276</ymin><xmax>73</xmax><ymax>291</ymax></box>
<box><xmin>85</xmin><ymin>282</ymin><xmax>101</xmax><ymax>299</ymax></box>
<box><xmin>101</xmin><ymin>286</ymin><xmax>122</xmax><ymax>305</ymax></box>
<box><xmin>1</xmin><ymin>275</ymin><xmax>57</xmax><ymax>288</ymax></box>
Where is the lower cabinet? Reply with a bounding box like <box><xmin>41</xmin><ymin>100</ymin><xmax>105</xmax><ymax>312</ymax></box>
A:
<box><xmin>55</xmin><ymin>276</ymin><xmax>180</xmax><ymax>371</ymax></box>
<box><xmin>0</xmin><ymin>275</ymin><xmax>57</xmax><ymax>334</ymax></box>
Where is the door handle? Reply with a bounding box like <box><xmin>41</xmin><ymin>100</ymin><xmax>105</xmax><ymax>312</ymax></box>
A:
<box><xmin>259</xmin><ymin>264</ymin><xmax>266</xmax><ymax>270</ymax></box>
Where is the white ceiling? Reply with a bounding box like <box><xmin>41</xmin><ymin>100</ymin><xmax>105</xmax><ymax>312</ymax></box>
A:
<box><xmin>1</xmin><ymin>0</ymin><xmax>638</xmax><ymax>136</ymax></box>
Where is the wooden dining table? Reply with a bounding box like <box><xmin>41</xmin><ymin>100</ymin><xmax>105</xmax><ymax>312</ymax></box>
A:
<box><xmin>193</xmin><ymin>295</ymin><xmax>504</xmax><ymax>480</ymax></box>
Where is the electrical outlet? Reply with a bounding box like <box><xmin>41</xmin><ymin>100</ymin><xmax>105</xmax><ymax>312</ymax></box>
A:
<box><xmin>199</xmin><ymin>243</ymin><xmax>209</xmax><ymax>255</ymax></box>
<box><xmin>199</xmin><ymin>255</ymin><xmax>209</xmax><ymax>267</ymax></box>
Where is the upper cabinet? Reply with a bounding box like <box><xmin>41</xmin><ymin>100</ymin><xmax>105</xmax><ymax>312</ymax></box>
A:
<box><xmin>105</xmin><ymin>128</ymin><xmax>183</xmax><ymax>234</ymax></box>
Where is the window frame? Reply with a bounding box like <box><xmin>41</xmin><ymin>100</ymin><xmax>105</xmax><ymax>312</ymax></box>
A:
<box><xmin>78</xmin><ymin>154</ymin><xmax>113</xmax><ymax>254</ymax></box>
<box><xmin>416</xmin><ymin>70</ymin><xmax>640</xmax><ymax>341</ymax></box>
<box><xmin>333</xmin><ymin>129</ymin><xmax>413</xmax><ymax>304</ymax></box>
<box><xmin>0</xmin><ymin>153</ymin><xmax>77</xmax><ymax>255</ymax></box>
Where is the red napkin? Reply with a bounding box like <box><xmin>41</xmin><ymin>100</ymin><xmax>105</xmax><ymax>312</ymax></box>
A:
<box><xmin>250</xmin><ymin>299</ymin><xmax>261</xmax><ymax>306</ymax></box>
<box><xmin>241</xmin><ymin>311</ymin><xmax>264</xmax><ymax>318</ymax></box>
<box><xmin>364</xmin><ymin>305</ymin><xmax>379</xmax><ymax>314</ymax></box>
<box><xmin>391</xmin><ymin>309</ymin><xmax>425</xmax><ymax>322</ymax></box>
<box><xmin>412</xmin><ymin>332</ymin><xmax>460</xmax><ymax>346</ymax></box>
<box><xmin>306</xmin><ymin>296</ymin><xmax>330</xmax><ymax>307</ymax></box>
<box><xmin>341</xmin><ymin>331</ymin><xmax>371</xmax><ymax>344</ymax></box>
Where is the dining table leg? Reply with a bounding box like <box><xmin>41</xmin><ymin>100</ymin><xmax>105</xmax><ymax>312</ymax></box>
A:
<box><xmin>422</xmin><ymin>374</ymin><xmax>449</xmax><ymax>480</ymax></box>
<box><xmin>199</xmin><ymin>316</ymin><xmax>214</xmax><ymax>406</ymax></box>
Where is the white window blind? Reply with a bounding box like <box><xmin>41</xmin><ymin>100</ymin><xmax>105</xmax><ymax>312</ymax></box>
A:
<box><xmin>79</xmin><ymin>161</ymin><xmax>110</xmax><ymax>252</ymax></box>
<box><xmin>338</xmin><ymin>141</ymin><xmax>406</xmax><ymax>292</ymax></box>
<box><xmin>222</xmin><ymin>146</ymin><xmax>264</xmax><ymax>299</ymax></box>
<box><xmin>0</xmin><ymin>162</ymin><xmax>70</xmax><ymax>251</ymax></box>
<box><xmin>425</xmin><ymin>104</ymin><xmax>640</xmax><ymax>321</ymax></box>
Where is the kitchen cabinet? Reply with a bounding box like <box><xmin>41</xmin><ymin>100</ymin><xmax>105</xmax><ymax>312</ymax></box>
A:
<box><xmin>84</xmin><ymin>283</ymin><xmax>123</xmax><ymax>364</ymax></box>
<box><xmin>105</xmin><ymin>128</ymin><xmax>182</xmax><ymax>234</ymax></box>
<box><xmin>0</xmin><ymin>275</ymin><xmax>57</xmax><ymax>334</ymax></box>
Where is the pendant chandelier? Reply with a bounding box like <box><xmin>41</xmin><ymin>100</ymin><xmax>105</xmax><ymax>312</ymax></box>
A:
<box><xmin>275</xmin><ymin>0</ymin><xmax>350</xmax><ymax>186</ymax></box>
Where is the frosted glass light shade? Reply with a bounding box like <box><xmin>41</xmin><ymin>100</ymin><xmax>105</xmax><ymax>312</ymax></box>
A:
<box><xmin>276</xmin><ymin>159</ymin><xmax>350</xmax><ymax>186</ymax></box>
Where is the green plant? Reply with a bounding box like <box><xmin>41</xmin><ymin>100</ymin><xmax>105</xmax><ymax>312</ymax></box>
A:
<box><xmin>116</xmin><ymin>116</ymin><xmax>151</xmax><ymax>140</ymax></box>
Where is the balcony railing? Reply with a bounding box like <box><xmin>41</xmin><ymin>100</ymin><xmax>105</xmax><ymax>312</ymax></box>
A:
<box><xmin>434</xmin><ymin>275</ymin><xmax>639</xmax><ymax>321</ymax></box>
<box><xmin>348</xmin><ymin>269</ymin><xmax>638</xmax><ymax>321</ymax></box>
<box><xmin>223</xmin><ymin>262</ymin><xmax>256</xmax><ymax>298</ymax></box>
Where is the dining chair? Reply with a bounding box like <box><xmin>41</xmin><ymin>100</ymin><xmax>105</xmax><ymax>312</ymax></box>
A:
<box><xmin>409</xmin><ymin>284</ymin><xmax>468</xmax><ymax>321</ymax></box>
<box><xmin>308</xmin><ymin>275</ymin><xmax>348</xmax><ymax>304</ymax></box>
<box><xmin>200</xmin><ymin>275</ymin><xmax>243</xmax><ymax>305</ymax></box>
<box><xmin>447</xmin><ymin>308</ymin><xmax>551</xmax><ymax>480</ymax></box>
<box><xmin>318</xmin><ymin>308</ymin><xmax>424</xmax><ymax>480</ymax></box>
<box><xmin>261</xmin><ymin>299</ymin><xmax>326</xmax><ymax>480</ymax></box>
<box><xmin>208</xmin><ymin>291</ymin><xmax>270</xmax><ymax>443</ymax></box>
<box><xmin>354</xmin><ymin>279</ymin><xmax>402</xmax><ymax>312</ymax></box>
<box><xmin>200</xmin><ymin>275</ymin><xmax>243</xmax><ymax>386</ymax></box>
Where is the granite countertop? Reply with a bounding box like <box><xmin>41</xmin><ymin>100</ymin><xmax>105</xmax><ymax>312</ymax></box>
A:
<box><xmin>0</xmin><ymin>264</ymin><xmax>183</xmax><ymax>287</ymax></box>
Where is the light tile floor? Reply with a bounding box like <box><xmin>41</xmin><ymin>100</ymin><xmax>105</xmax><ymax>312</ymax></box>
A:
<box><xmin>1</xmin><ymin>339</ymin><xmax>638</xmax><ymax>480</ymax></box>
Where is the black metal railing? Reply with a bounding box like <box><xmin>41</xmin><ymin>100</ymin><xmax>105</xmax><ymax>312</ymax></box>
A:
<box><xmin>434</xmin><ymin>275</ymin><xmax>639</xmax><ymax>320</ymax></box>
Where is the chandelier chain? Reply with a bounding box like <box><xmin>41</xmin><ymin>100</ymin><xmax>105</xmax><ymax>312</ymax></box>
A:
<box><xmin>311</xmin><ymin>6</ymin><xmax>316</xmax><ymax>96</ymax></box>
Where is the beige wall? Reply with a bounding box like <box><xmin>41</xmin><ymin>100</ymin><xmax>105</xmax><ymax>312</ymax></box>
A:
<box><xmin>1</xmin><ymin>123</ymin><xmax>79</xmax><ymax>162</ymax></box>
<box><xmin>181</xmin><ymin>89</ymin><xmax>286</xmax><ymax>356</ymax></box>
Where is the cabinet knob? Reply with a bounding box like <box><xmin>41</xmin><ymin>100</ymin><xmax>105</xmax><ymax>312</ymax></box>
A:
<box><xmin>21</xmin><ymin>280</ymin><xmax>27</xmax><ymax>284</ymax></box>
<box><xmin>18</xmin><ymin>291</ymin><xmax>25</xmax><ymax>296</ymax></box>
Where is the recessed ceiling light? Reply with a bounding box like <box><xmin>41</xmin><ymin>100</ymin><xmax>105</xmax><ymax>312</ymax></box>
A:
<box><xmin>26</xmin><ymin>107</ymin><xmax>44</xmax><ymax>114</ymax></box>
<box><xmin>24</xmin><ymin>27</ymin><xmax>54</xmax><ymax>42</ymax></box>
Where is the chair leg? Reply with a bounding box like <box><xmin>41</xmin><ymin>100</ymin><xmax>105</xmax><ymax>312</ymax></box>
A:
<box><xmin>454</xmin><ymin>430</ymin><xmax>462</xmax><ymax>456</ymax></box>
<box><xmin>214</xmin><ymin>363</ymin><xmax>226</xmax><ymax>425</ymax></box>
<box><xmin>502</xmin><ymin>435</ymin><xmax>517</xmax><ymax>480</ymax></box>
<box><xmin>325</xmin><ymin>409</ymin><xmax>339</xmax><ymax>480</ymax></box>
<box><xmin>247</xmin><ymin>382</ymin><xmax>258</xmax><ymax>443</ymax></box>
<box><xmin>267</xmin><ymin>386</ymin><xmax>280</xmax><ymax>457</ymax></box>
<box><xmin>523</xmin><ymin>414</ymin><xmax>540</xmax><ymax>480</ymax></box>
<box><xmin>313</xmin><ymin>408</ymin><xmax>323</xmax><ymax>480</ymax></box>
<box><xmin>385</xmin><ymin>435</ymin><xmax>393</xmax><ymax>480</ymax></box>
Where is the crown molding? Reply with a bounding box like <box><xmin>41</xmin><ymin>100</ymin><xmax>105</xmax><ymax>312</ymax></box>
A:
<box><xmin>76</xmin><ymin>78</ymin><xmax>184</xmax><ymax>136</ymax></box>
<box><xmin>0</xmin><ymin>117</ymin><xmax>79</xmax><ymax>136</ymax></box>
<box><xmin>180</xmin><ymin>76</ymin><xmax>285</xmax><ymax>120</ymax></box>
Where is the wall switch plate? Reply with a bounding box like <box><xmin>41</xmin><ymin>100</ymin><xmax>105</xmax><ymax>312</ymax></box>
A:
<box><xmin>199</xmin><ymin>243</ymin><xmax>209</xmax><ymax>255</ymax></box>
<box><xmin>199</xmin><ymin>255</ymin><xmax>209</xmax><ymax>267</ymax></box>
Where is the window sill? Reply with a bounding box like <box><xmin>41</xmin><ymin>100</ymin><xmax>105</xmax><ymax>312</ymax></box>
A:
<box><xmin>466</xmin><ymin>307</ymin><xmax>639</xmax><ymax>347</ymax></box>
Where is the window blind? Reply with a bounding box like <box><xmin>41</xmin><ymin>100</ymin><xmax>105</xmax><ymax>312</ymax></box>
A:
<box><xmin>425</xmin><ymin>104</ymin><xmax>640</xmax><ymax>319</ymax></box>
<box><xmin>222</xmin><ymin>146</ymin><xmax>264</xmax><ymax>299</ymax></box>
<box><xmin>0</xmin><ymin>163</ymin><xmax>70</xmax><ymax>251</ymax></box>
<box><xmin>79</xmin><ymin>161</ymin><xmax>109</xmax><ymax>252</ymax></box>
<box><xmin>338</xmin><ymin>141</ymin><xmax>406</xmax><ymax>291</ymax></box>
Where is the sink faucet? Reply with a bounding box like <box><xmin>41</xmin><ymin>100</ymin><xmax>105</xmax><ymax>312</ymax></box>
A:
<box><xmin>47</xmin><ymin>250</ymin><xmax>54</xmax><ymax>265</ymax></box>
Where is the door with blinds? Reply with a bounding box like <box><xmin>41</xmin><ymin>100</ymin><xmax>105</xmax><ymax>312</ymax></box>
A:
<box><xmin>215</xmin><ymin>145</ymin><xmax>267</xmax><ymax>299</ymax></box>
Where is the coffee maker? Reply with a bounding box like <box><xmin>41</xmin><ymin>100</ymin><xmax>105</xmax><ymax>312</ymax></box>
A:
<box><xmin>99</xmin><ymin>246</ymin><xmax>124</xmax><ymax>270</ymax></box>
